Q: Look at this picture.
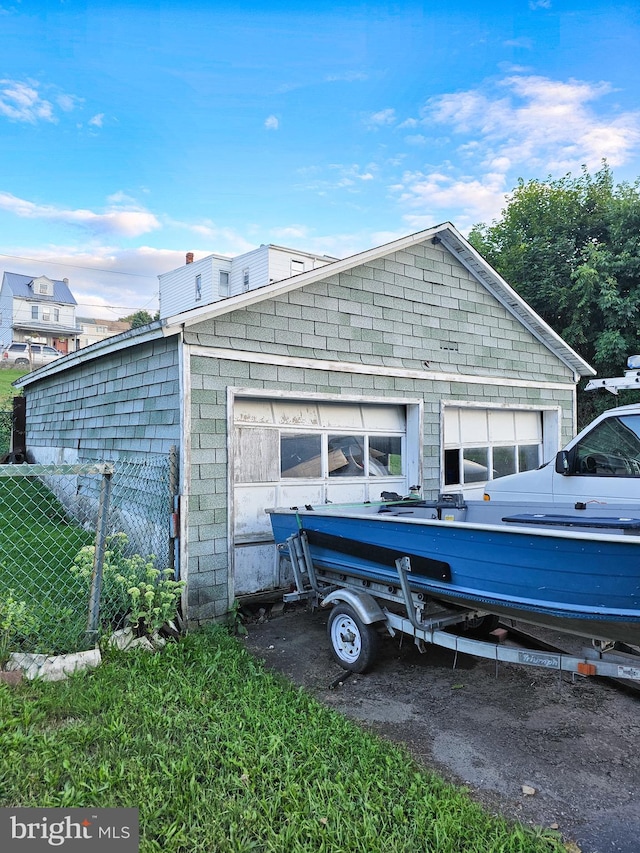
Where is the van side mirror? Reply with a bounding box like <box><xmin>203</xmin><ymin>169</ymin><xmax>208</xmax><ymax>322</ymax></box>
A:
<box><xmin>555</xmin><ymin>450</ymin><xmax>571</xmax><ymax>475</ymax></box>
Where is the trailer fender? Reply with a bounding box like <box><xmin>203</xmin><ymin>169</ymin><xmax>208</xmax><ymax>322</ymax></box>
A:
<box><xmin>321</xmin><ymin>589</ymin><xmax>386</xmax><ymax>625</ymax></box>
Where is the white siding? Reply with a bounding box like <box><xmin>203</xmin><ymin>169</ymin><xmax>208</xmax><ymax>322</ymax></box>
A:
<box><xmin>159</xmin><ymin>244</ymin><xmax>337</xmax><ymax>317</ymax></box>
<box><xmin>267</xmin><ymin>246</ymin><xmax>332</xmax><ymax>282</ymax></box>
<box><xmin>228</xmin><ymin>246</ymin><xmax>270</xmax><ymax>296</ymax></box>
<box><xmin>159</xmin><ymin>255</ymin><xmax>232</xmax><ymax>318</ymax></box>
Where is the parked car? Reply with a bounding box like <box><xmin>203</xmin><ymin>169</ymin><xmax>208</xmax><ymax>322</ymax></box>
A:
<box><xmin>1</xmin><ymin>342</ymin><xmax>63</xmax><ymax>369</ymax></box>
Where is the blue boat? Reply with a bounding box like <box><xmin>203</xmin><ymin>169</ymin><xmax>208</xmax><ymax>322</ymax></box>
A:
<box><xmin>267</xmin><ymin>497</ymin><xmax>640</xmax><ymax>647</ymax></box>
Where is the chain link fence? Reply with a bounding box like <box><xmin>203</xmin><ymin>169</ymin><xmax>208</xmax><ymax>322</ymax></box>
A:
<box><xmin>0</xmin><ymin>453</ymin><xmax>177</xmax><ymax>664</ymax></box>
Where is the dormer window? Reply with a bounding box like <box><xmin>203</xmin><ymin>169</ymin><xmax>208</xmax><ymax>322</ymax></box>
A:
<box><xmin>242</xmin><ymin>269</ymin><xmax>250</xmax><ymax>292</ymax></box>
<box><xmin>32</xmin><ymin>276</ymin><xmax>54</xmax><ymax>297</ymax></box>
<box><xmin>195</xmin><ymin>274</ymin><xmax>202</xmax><ymax>302</ymax></box>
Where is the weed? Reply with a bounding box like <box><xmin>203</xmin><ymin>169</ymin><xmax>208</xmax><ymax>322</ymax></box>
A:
<box><xmin>71</xmin><ymin>533</ymin><xmax>184</xmax><ymax>636</ymax></box>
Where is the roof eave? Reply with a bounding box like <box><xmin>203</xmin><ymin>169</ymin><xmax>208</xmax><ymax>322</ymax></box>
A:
<box><xmin>14</xmin><ymin>321</ymin><xmax>168</xmax><ymax>388</ymax></box>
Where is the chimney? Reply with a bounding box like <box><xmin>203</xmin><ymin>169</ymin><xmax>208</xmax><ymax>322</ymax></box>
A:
<box><xmin>186</xmin><ymin>252</ymin><xmax>194</xmax><ymax>265</ymax></box>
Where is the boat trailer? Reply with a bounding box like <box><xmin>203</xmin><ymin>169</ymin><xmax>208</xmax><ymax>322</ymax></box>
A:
<box><xmin>279</xmin><ymin>530</ymin><xmax>640</xmax><ymax>684</ymax></box>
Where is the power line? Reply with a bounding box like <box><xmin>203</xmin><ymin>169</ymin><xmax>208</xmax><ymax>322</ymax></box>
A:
<box><xmin>0</xmin><ymin>251</ymin><xmax>159</xmax><ymax>278</ymax></box>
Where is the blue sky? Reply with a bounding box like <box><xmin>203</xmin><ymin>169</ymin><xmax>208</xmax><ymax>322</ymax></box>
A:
<box><xmin>1</xmin><ymin>0</ymin><xmax>639</xmax><ymax>319</ymax></box>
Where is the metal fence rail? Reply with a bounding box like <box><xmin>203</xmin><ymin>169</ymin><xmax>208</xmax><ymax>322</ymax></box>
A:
<box><xmin>0</xmin><ymin>455</ymin><xmax>174</xmax><ymax>660</ymax></box>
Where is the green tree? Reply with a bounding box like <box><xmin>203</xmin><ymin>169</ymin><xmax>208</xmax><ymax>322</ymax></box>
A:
<box><xmin>120</xmin><ymin>310</ymin><xmax>158</xmax><ymax>328</ymax></box>
<box><xmin>468</xmin><ymin>163</ymin><xmax>640</xmax><ymax>424</ymax></box>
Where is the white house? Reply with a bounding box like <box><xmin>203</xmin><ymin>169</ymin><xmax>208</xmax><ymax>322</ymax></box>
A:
<box><xmin>0</xmin><ymin>272</ymin><xmax>79</xmax><ymax>353</ymax></box>
<box><xmin>158</xmin><ymin>244</ymin><xmax>338</xmax><ymax>318</ymax></box>
<box><xmin>76</xmin><ymin>317</ymin><xmax>132</xmax><ymax>349</ymax></box>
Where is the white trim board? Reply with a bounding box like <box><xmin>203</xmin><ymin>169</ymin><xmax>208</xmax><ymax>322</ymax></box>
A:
<box><xmin>188</xmin><ymin>345</ymin><xmax>577</xmax><ymax>392</ymax></box>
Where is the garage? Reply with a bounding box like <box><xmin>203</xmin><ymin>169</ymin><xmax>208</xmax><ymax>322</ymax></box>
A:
<box><xmin>16</xmin><ymin>222</ymin><xmax>594</xmax><ymax>624</ymax></box>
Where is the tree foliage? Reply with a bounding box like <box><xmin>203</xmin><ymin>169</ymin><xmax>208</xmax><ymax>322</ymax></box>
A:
<box><xmin>468</xmin><ymin>163</ymin><xmax>640</xmax><ymax>424</ymax></box>
<box><xmin>120</xmin><ymin>309</ymin><xmax>158</xmax><ymax>328</ymax></box>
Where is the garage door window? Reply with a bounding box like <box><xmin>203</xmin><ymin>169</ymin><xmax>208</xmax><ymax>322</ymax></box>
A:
<box><xmin>280</xmin><ymin>432</ymin><xmax>403</xmax><ymax>479</ymax></box>
<box><xmin>444</xmin><ymin>407</ymin><xmax>542</xmax><ymax>488</ymax></box>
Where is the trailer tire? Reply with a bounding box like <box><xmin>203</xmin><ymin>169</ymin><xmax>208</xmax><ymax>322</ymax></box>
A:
<box><xmin>461</xmin><ymin>613</ymin><xmax>500</xmax><ymax>638</ymax></box>
<box><xmin>327</xmin><ymin>603</ymin><xmax>380</xmax><ymax>673</ymax></box>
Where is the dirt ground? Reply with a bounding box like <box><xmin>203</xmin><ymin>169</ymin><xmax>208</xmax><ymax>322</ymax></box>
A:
<box><xmin>244</xmin><ymin>603</ymin><xmax>640</xmax><ymax>853</ymax></box>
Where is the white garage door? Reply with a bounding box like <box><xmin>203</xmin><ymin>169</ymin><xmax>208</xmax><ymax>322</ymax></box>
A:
<box><xmin>232</xmin><ymin>397</ymin><xmax>408</xmax><ymax>596</ymax></box>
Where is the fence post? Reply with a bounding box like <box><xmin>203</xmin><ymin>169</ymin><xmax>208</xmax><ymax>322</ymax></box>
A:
<box><xmin>169</xmin><ymin>444</ymin><xmax>179</xmax><ymax>579</ymax></box>
<box><xmin>86</xmin><ymin>467</ymin><xmax>114</xmax><ymax>640</ymax></box>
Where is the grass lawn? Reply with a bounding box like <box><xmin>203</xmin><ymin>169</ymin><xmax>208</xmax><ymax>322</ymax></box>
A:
<box><xmin>0</xmin><ymin>626</ymin><xmax>565</xmax><ymax>853</ymax></box>
<box><xmin>0</xmin><ymin>368</ymin><xmax>27</xmax><ymax>401</ymax></box>
<box><xmin>0</xmin><ymin>476</ymin><xmax>93</xmax><ymax>654</ymax></box>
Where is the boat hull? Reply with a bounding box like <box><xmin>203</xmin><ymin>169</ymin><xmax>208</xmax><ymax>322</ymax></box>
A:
<box><xmin>268</xmin><ymin>506</ymin><xmax>640</xmax><ymax>645</ymax></box>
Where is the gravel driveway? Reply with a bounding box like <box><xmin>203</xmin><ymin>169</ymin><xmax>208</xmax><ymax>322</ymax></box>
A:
<box><xmin>244</xmin><ymin>604</ymin><xmax>640</xmax><ymax>853</ymax></box>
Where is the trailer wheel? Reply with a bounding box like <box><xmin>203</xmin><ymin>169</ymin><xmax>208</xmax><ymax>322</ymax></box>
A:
<box><xmin>327</xmin><ymin>603</ymin><xmax>380</xmax><ymax>673</ymax></box>
<box><xmin>461</xmin><ymin>613</ymin><xmax>500</xmax><ymax>638</ymax></box>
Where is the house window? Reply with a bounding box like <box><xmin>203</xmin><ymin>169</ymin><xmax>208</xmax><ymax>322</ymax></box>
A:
<box><xmin>39</xmin><ymin>283</ymin><xmax>48</xmax><ymax>294</ymax></box>
<box><xmin>53</xmin><ymin>309</ymin><xmax>60</xmax><ymax>322</ymax></box>
<box><xmin>242</xmin><ymin>269</ymin><xmax>250</xmax><ymax>292</ymax></box>
<box><xmin>219</xmin><ymin>271</ymin><xmax>230</xmax><ymax>297</ymax></box>
<box><xmin>42</xmin><ymin>311</ymin><xmax>50</xmax><ymax>322</ymax></box>
<box><xmin>195</xmin><ymin>274</ymin><xmax>202</xmax><ymax>302</ymax></box>
<box><xmin>291</xmin><ymin>259</ymin><xmax>304</xmax><ymax>275</ymax></box>
<box><xmin>31</xmin><ymin>306</ymin><xmax>39</xmax><ymax>320</ymax></box>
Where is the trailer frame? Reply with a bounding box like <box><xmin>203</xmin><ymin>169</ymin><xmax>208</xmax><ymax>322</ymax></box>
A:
<box><xmin>279</xmin><ymin>531</ymin><xmax>640</xmax><ymax>682</ymax></box>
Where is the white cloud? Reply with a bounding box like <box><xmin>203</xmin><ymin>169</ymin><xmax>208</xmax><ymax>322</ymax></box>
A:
<box><xmin>89</xmin><ymin>113</ymin><xmax>104</xmax><ymax>128</ymax></box>
<box><xmin>325</xmin><ymin>71</ymin><xmax>368</xmax><ymax>83</ymax></box>
<box><xmin>265</xmin><ymin>114</ymin><xmax>279</xmax><ymax>130</ymax></box>
<box><xmin>0</xmin><ymin>192</ymin><xmax>161</xmax><ymax>237</ymax></box>
<box><xmin>365</xmin><ymin>108</ymin><xmax>396</xmax><ymax>128</ymax></box>
<box><xmin>0</xmin><ymin>79</ymin><xmax>55</xmax><ymax>123</ymax></box>
<box><xmin>296</xmin><ymin>163</ymin><xmax>378</xmax><ymax>193</ymax></box>
<box><xmin>391</xmin><ymin>170</ymin><xmax>509</xmax><ymax>231</ymax></box>
<box><xmin>56</xmin><ymin>93</ymin><xmax>83</xmax><ymax>112</ymax></box>
<box><xmin>0</xmin><ymin>78</ymin><xmax>83</xmax><ymax>124</ymax></box>
<box><xmin>422</xmin><ymin>74</ymin><xmax>640</xmax><ymax>172</ymax></box>
<box><xmin>503</xmin><ymin>37</ymin><xmax>533</xmax><ymax>49</ymax></box>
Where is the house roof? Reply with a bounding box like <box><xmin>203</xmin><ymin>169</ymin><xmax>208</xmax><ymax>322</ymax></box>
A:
<box><xmin>16</xmin><ymin>221</ymin><xmax>595</xmax><ymax>387</ymax></box>
<box><xmin>2</xmin><ymin>272</ymin><xmax>77</xmax><ymax>305</ymax></box>
<box><xmin>163</xmin><ymin>222</ymin><xmax>595</xmax><ymax>379</ymax></box>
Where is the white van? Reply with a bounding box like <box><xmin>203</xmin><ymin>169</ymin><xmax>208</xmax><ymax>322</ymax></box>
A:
<box><xmin>483</xmin><ymin>358</ymin><xmax>640</xmax><ymax>506</ymax></box>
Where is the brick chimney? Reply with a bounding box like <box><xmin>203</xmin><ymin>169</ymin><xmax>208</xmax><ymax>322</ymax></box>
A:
<box><xmin>186</xmin><ymin>252</ymin><xmax>194</xmax><ymax>264</ymax></box>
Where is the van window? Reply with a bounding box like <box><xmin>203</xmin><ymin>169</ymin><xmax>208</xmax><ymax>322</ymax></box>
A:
<box><xmin>573</xmin><ymin>414</ymin><xmax>640</xmax><ymax>477</ymax></box>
